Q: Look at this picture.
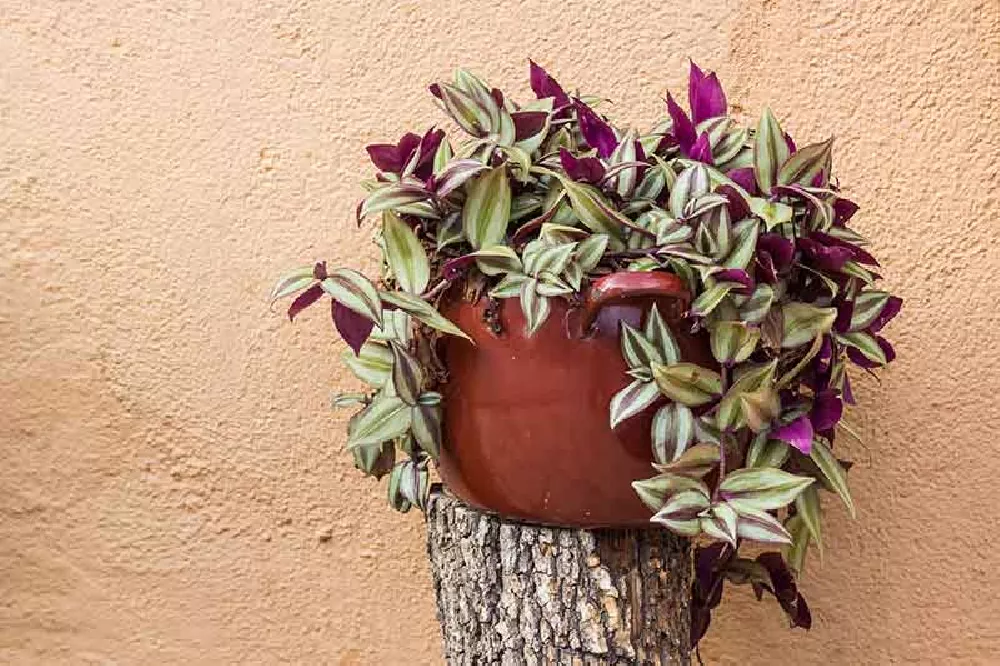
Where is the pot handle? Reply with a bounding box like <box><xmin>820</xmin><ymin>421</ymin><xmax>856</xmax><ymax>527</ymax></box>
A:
<box><xmin>578</xmin><ymin>271</ymin><xmax>691</xmax><ymax>334</ymax></box>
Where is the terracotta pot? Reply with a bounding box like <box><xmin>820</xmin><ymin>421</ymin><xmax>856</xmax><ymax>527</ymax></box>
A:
<box><xmin>437</xmin><ymin>271</ymin><xmax>715</xmax><ymax>528</ymax></box>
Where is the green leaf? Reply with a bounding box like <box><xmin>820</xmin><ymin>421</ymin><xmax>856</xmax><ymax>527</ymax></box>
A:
<box><xmin>462</xmin><ymin>167</ymin><xmax>512</xmax><ymax>249</ymax></box>
<box><xmin>690</xmin><ymin>283</ymin><xmax>733</xmax><ymax>318</ymax></box>
<box><xmin>382</xmin><ymin>212</ymin><xmax>430</xmax><ymax>294</ymax></box>
<box><xmin>652</xmin><ymin>443</ymin><xmax>720</xmax><ymax>478</ymax></box>
<box><xmin>739</xmin><ymin>283</ymin><xmax>774</xmax><ymax>324</ymax></box>
<box><xmin>609</xmin><ymin>379</ymin><xmax>661</xmax><ymax>428</ymax></box>
<box><xmin>700</xmin><ymin>502</ymin><xmax>738</xmax><ymax>546</ymax></box>
<box><xmin>781</xmin><ymin>302</ymin><xmax>837</xmax><ymax>348</ymax></box>
<box><xmin>332</xmin><ymin>392</ymin><xmax>369</xmax><ymax>409</ymax></box>
<box><xmin>778</xmin><ymin>138</ymin><xmax>833</xmax><ymax>187</ymax></box>
<box><xmin>559</xmin><ymin>179</ymin><xmax>627</xmax><ymax>239</ymax></box>
<box><xmin>469</xmin><ymin>245</ymin><xmax>522</xmax><ymax>276</ymax></box>
<box><xmin>652</xmin><ymin>362</ymin><xmax>723</xmax><ymax>406</ymax></box>
<box><xmin>746</xmin><ymin>433</ymin><xmax>791</xmax><ymax>469</ymax></box>
<box><xmin>644</xmin><ymin>304</ymin><xmax>681</xmax><ymax>364</ymax></box>
<box><xmin>347</xmin><ymin>394</ymin><xmax>412</xmax><ymax>448</ymax></box>
<box><xmin>795</xmin><ymin>485</ymin><xmax>824</xmax><ymax>553</ymax></box>
<box><xmin>380</xmin><ymin>291</ymin><xmax>472</xmax><ymax>341</ymax></box>
<box><xmin>397</xmin><ymin>458</ymin><xmax>431</xmax><ymax>511</ymax></box>
<box><xmin>836</xmin><ymin>330</ymin><xmax>889</xmax><ymax>365</ymax></box>
<box><xmin>371</xmin><ymin>309</ymin><xmax>412</xmax><ymax>344</ymax></box>
<box><xmin>651</xmin><ymin>403</ymin><xmax>695</xmax><ymax>463</ymax></box>
<box><xmin>718</xmin><ymin>467</ymin><xmax>814</xmax><ymax>512</ymax></box>
<box><xmin>342</xmin><ymin>342</ymin><xmax>392</xmax><ymax>387</ymax></box>
<box><xmin>753</xmin><ymin>107</ymin><xmax>789</xmax><ymax>194</ymax></box>
<box><xmin>785</xmin><ymin>514</ymin><xmax>810</xmax><ymax>576</ymax></box>
<box><xmin>351</xmin><ymin>441</ymin><xmax>395</xmax><ymax>479</ymax></box>
<box><xmin>525</xmin><ymin>241</ymin><xmax>577</xmax><ymax>277</ymax></box>
<box><xmin>716</xmin><ymin>360</ymin><xmax>778</xmax><ymax>431</ymax></box>
<box><xmin>632</xmin><ymin>473</ymin><xmax>708</xmax><ymax>512</ymax></box>
<box><xmin>651</xmin><ymin>489</ymin><xmax>711</xmax><ymax>536</ymax></box>
<box><xmin>749</xmin><ymin>197</ymin><xmax>794</xmax><ymax>231</ymax></box>
<box><xmin>810</xmin><ymin>437</ymin><xmax>856</xmax><ymax>518</ymax></box>
<box><xmin>520</xmin><ymin>277</ymin><xmax>550</xmax><ymax>336</ymax></box>
<box><xmin>724</xmin><ymin>218</ymin><xmax>760</xmax><ymax>270</ymax></box>
<box><xmin>269</xmin><ymin>265</ymin><xmax>316</xmax><ymax>303</ymax></box>
<box><xmin>386</xmin><ymin>461</ymin><xmax>412</xmax><ymax>512</ymax></box>
<box><xmin>359</xmin><ymin>182</ymin><xmax>430</xmax><ymax>221</ymax></box>
<box><xmin>432</xmin><ymin>82</ymin><xmax>489</xmax><ymax>136</ymax></box>
<box><xmin>777</xmin><ymin>332</ymin><xmax>825</xmax><ymax>388</ymax></box>
<box><xmin>320</xmin><ymin>269</ymin><xmax>383</xmax><ymax>326</ymax></box>
<box><xmin>620</xmin><ymin>322</ymin><xmax>663</xmax><ymax>370</ymax></box>
<box><xmin>710</xmin><ymin>320</ymin><xmax>761</xmax><ymax>365</ymax></box>
<box><xmin>733</xmin><ymin>504</ymin><xmax>793</xmax><ymax>545</ymax></box>
<box><xmin>849</xmin><ymin>290</ymin><xmax>891</xmax><ymax>332</ymax></box>
<box><xmin>411</xmin><ymin>402</ymin><xmax>442</xmax><ymax>460</ymax></box>
<box><xmin>388</xmin><ymin>341</ymin><xmax>423</xmax><ymax>405</ymax></box>
<box><xmin>433</xmin><ymin>138</ymin><xmax>453</xmax><ymax>173</ymax></box>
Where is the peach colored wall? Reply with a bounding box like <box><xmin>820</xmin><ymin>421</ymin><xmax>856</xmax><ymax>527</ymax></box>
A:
<box><xmin>2</xmin><ymin>1</ymin><xmax>998</xmax><ymax>664</ymax></box>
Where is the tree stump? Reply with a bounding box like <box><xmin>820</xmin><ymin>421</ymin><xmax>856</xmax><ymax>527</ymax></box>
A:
<box><xmin>425</xmin><ymin>487</ymin><xmax>693</xmax><ymax>665</ymax></box>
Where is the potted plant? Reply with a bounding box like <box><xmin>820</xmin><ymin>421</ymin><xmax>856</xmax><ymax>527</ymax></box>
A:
<box><xmin>270</xmin><ymin>61</ymin><xmax>900</xmax><ymax>646</ymax></box>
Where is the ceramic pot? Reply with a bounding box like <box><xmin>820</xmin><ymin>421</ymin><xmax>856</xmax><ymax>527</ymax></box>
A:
<box><xmin>437</xmin><ymin>271</ymin><xmax>715</xmax><ymax>528</ymax></box>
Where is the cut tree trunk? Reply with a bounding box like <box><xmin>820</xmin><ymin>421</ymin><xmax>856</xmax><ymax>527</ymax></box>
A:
<box><xmin>425</xmin><ymin>487</ymin><xmax>693</xmax><ymax>666</ymax></box>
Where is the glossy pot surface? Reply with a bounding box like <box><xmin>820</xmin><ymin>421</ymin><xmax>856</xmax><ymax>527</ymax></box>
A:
<box><xmin>437</xmin><ymin>272</ymin><xmax>714</xmax><ymax>528</ymax></box>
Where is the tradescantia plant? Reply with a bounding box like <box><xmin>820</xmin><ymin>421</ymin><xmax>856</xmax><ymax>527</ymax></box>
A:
<box><xmin>271</xmin><ymin>61</ymin><xmax>900</xmax><ymax>647</ymax></box>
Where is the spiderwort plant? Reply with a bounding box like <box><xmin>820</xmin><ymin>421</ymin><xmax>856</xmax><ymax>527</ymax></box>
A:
<box><xmin>271</xmin><ymin>61</ymin><xmax>900</xmax><ymax>648</ymax></box>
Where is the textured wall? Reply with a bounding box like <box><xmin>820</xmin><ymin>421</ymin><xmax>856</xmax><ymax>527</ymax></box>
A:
<box><xmin>2</xmin><ymin>1</ymin><xmax>998</xmax><ymax>664</ymax></box>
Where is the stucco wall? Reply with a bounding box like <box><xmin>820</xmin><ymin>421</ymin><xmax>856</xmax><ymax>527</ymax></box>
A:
<box><xmin>2</xmin><ymin>1</ymin><xmax>998</xmax><ymax>663</ymax></box>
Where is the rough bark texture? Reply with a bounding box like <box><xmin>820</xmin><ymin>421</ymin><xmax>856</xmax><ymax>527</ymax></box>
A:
<box><xmin>425</xmin><ymin>488</ymin><xmax>692</xmax><ymax>666</ymax></box>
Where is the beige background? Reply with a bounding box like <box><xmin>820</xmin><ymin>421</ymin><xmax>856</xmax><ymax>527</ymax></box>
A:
<box><xmin>2</xmin><ymin>0</ymin><xmax>999</xmax><ymax>664</ymax></box>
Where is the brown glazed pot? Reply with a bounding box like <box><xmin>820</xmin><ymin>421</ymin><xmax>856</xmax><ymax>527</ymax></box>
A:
<box><xmin>436</xmin><ymin>271</ymin><xmax>716</xmax><ymax>528</ymax></box>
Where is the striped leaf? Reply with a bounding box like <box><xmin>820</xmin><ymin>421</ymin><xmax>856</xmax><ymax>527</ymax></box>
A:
<box><xmin>469</xmin><ymin>245</ymin><xmax>522</xmax><ymax>276</ymax></box>
<box><xmin>269</xmin><ymin>265</ymin><xmax>317</xmax><ymax>303</ymax></box>
<box><xmin>380</xmin><ymin>291</ymin><xmax>472</xmax><ymax>341</ymax></box>
<box><xmin>652</xmin><ymin>443</ymin><xmax>720</xmax><ymax>478</ymax></box>
<box><xmin>431</xmin><ymin>82</ymin><xmax>489</xmax><ymax>136</ymax></box>
<box><xmin>382</xmin><ymin>212</ymin><xmax>430</xmax><ymax>294</ymax></box>
<box><xmin>784</xmin><ymin>514</ymin><xmax>811</xmax><ymax>576</ymax></box>
<box><xmin>651</xmin><ymin>403</ymin><xmax>695</xmax><ymax>463</ymax></box>
<box><xmin>849</xmin><ymin>290</ymin><xmax>891</xmax><ymax>332</ymax></box>
<box><xmin>719</xmin><ymin>468</ymin><xmax>814</xmax><ymax>513</ymax></box>
<box><xmin>347</xmin><ymin>394</ymin><xmax>412</xmax><ymax>448</ymax></box>
<box><xmin>632</xmin><ymin>473</ymin><xmax>708</xmax><ymax>512</ymax></box>
<box><xmin>411</xmin><ymin>401</ymin><xmax>442</xmax><ymax>460</ymax></box>
<box><xmin>810</xmin><ymin>437</ymin><xmax>856</xmax><ymax>518</ymax></box>
<box><xmin>609</xmin><ymin>379</ymin><xmax>661</xmax><ymax>428</ymax></box>
<box><xmin>488</xmin><ymin>273</ymin><xmax>528</xmax><ymax>299</ymax></box>
<box><xmin>746</xmin><ymin>433</ymin><xmax>790</xmax><ymax>469</ymax></box>
<box><xmin>652</xmin><ymin>362</ymin><xmax>723</xmax><ymax>406</ymax></box>
<box><xmin>433</xmin><ymin>138</ymin><xmax>453</xmax><ymax>173</ymax></box>
<box><xmin>520</xmin><ymin>277</ymin><xmax>550</xmax><ymax>336</ymax></box>
<box><xmin>620</xmin><ymin>322</ymin><xmax>663</xmax><ymax>370</ymax></box>
<box><xmin>778</xmin><ymin>138</ymin><xmax>833</xmax><ymax>187</ymax></box>
<box><xmin>321</xmin><ymin>269</ymin><xmax>383</xmax><ymax>326</ymax></box>
<box><xmin>575</xmin><ymin>233</ymin><xmax>609</xmax><ymax>272</ymax></box>
<box><xmin>669</xmin><ymin>164</ymin><xmax>711</xmax><ymax>218</ymax></box>
<box><xmin>608</xmin><ymin>129</ymin><xmax>640</xmax><ymax>198</ymax></box>
<box><xmin>739</xmin><ymin>283</ymin><xmax>774</xmax><ymax>324</ymax></box>
<box><xmin>749</xmin><ymin>197</ymin><xmax>793</xmax><ymax>231</ymax></box>
<box><xmin>644</xmin><ymin>304</ymin><xmax>681</xmax><ymax>365</ymax></box>
<box><xmin>733</xmin><ymin>505</ymin><xmax>793</xmax><ymax>545</ymax></box>
<box><xmin>342</xmin><ymin>342</ymin><xmax>392</xmax><ymax>388</ymax></box>
<box><xmin>651</xmin><ymin>489</ymin><xmax>711</xmax><ymax>536</ymax></box>
<box><xmin>462</xmin><ymin>167</ymin><xmax>512</xmax><ymax>249</ymax></box>
<box><xmin>724</xmin><ymin>218</ymin><xmax>760</xmax><ymax>270</ymax></box>
<box><xmin>388</xmin><ymin>341</ymin><xmax>423</xmax><ymax>406</ymax></box>
<box><xmin>836</xmin><ymin>330</ymin><xmax>888</xmax><ymax>365</ymax></box>
<box><xmin>753</xmin><ymin>107</ymin><xmax>789</xmax><ymax>194</ymax></box>
<box><xmin>690</xmin><ymin>283</ymin><xmax>733</xmax><ymax>318</ymax></box>
<box><xmin>781</xmin><ymin>302</ymin><xmax>837</xmax><ymax>348</ymax></box>
<box><xmin>795</xmin><ymin>485</ymin><xmax>824</xmax><ymax>553</ymax></box>
<box><xmin>559</xmin><ymin>179</ymin><xmax>627</xmax><ymax>239</ymax></box>
<box><xmin>358</xmin><ymin>182</ymin><xmax>430</xmax><ymax>221</ymax></box>
<box><xmin>433</xmin><ymin>158</ymin><xmax>489</xmax><ymax>197</ymax></box>
<box><xmin>710</xmin><ymin>320</ymin><xmax>761</xmax><ymax>365</ymax></box>
<box><xmin>524</xmin><ymin>241</ymin><xmax>576</xmax><ymax>277</ymax></box>
<box><xmin>700</xmin><ymin>502</ymin><xmax>738</xmax><ymax>546</ymax></box>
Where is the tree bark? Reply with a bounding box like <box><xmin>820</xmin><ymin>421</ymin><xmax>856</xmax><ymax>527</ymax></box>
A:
<box><xmin>425</xmin><ymin>487</ymin><xmax>693</xmax><ymax>666</ymax></box>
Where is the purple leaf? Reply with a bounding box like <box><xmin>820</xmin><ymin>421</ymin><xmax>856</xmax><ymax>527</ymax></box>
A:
<box><xmin>512</xmin><ymin>111</ymin><xmax>549</xmax><ymax>141</ymax></box>
<box><xmin>559</xmin><ymin>148</ymin><xmax>606</xmax><ymax>184</ymax></box>
<box><xmin>689</xmin><ymin>131</ymin><xmax>714</xmax><ymax>164</ymax></box>
<box><xmin>365</xmin><ymin>144</ymin><xmax>404</xmax><ymax>174</ymax></box>
<box><xmin>727</xmin><ymin>167</ymin><xmax>758</xmax><ymax>195</ymax></box>
<box><xmin>784</xmin><ymin>132</ymin><xmax>797</xmax><ymax>154</ymax></box>
<box><xmin>665</xmin><ymin>92</ymin><xmax>696</xmax><ymax>157</ymax></box>
<box><xmin>287</xmin><ymin>283</ymin><xmax>324</xmax><ymax>321</ymax></box>
<box><xmin>810</xmin><ymin>231</ymin><xmax>880</xmax><ymax>266</ymax></box>
<box><xmin>688</xmin><ymin>62</ymin><xmax>727</xmax><ymax>124</ymax></box>
<box><xmin>816</xmin><ymin>335</ymin><xmax>833</xmax><ymax>374</ymax></box>
<box><xmin>770</xmin><ymin>415</ymin><xmax>814</xmax><ymax>454</ymax></box>
<box><xmin>333</xmin><ymin>300</ymin><xmax>374</xmax><ymax>356</ymax></box>
<box><xmin>799</xmin><ymin>237</ymin><xmax>853</xmax><ymax>272</ymax></box>
<box><xmin>528</xmin><ymin>60</ymin><xmax>570</xmax><ymax>109</ymax></box>
<box><xmin>834</xmin><ymin>300</ymin><xmax>853</xmax><ymax>334</ymax></box>
<box><xmin>714</xmin><ymin>268</ymin><xmax>755</xmax><ymax>295</ymax></box>
<box><xmin>869</xmin><ymin>295</ymin><xmax>902</xmax><ymax>333</ymax></box>
<box><xmin>756</xmin><ymin>251</ymin><xmax>777</xmax><ymax>284</ymax></box>
<box><xmin>810</xmin><ymin>390</ymin><xmax>843</xmax><ymax>432</ymax></box>
<box><xmin>441</xmin><ymin>254</ymin><xmax>477</xmax><ymax>281</ymax></box>
<box><xmin>414</xmin><ymin>128</ymin><xmax>444</xmax><ymax>180</ymax></box>
<box><xmin>717</xmin><ymin>184</ymin><xmax>750</xmax><ymax>220</ymax></box>
<box><xmin>842</xmin><ymin>373</ymin><xmax>856</xmax><ymax>405</ymax></box>
<box><xmin>757</xmin><ymin>233</ymin><xmax>795</xmax><ymax>270</ymax></box>
<box><xmin>573</xmin><ymin>100</ymin><xmax>618</xmax><ymax>158</ymax></box>
<box><xmin>833</xmin><ymin>198</ymin><xmax>860</xmax><ymax>226</ymax></box>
